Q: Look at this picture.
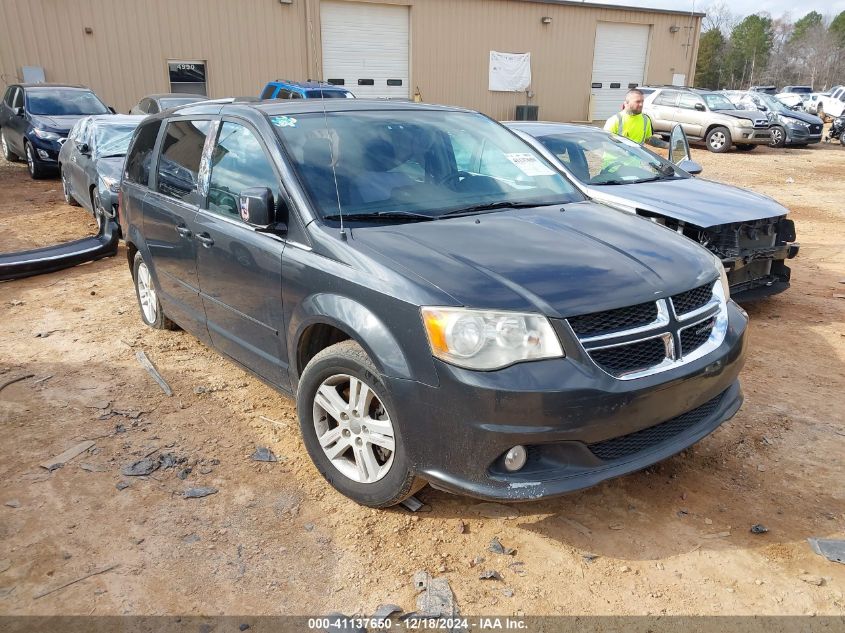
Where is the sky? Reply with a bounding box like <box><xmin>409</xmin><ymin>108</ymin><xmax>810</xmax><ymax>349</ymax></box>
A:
<box><xmin>583</xmin><ymin>0</ymin><xmax>845</xmax><ymax>20</ymax></box>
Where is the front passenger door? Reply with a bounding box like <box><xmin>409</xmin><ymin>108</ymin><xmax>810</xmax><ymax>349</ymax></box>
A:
<box><xmin>194</xmin><ymin>120</ymin><xmax>289</xmax><ymax>388</ymax></box>
<box><xmin>674</xmin><ymin>92</ymin><xmax>706</xmax><ymax>138</ymax></box>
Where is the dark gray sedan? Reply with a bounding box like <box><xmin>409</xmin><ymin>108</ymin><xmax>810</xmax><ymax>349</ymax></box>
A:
<box><xmin>58</xmin><ymin>115</ymin><xmax>143</xmax><ymax>228</ymax></box>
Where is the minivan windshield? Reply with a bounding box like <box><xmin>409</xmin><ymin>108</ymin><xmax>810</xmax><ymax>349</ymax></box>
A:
<box><xmin>534</xmin><ymin>130</ymin><xmax>685</xmax><ymax>186</ymax></box>
<box><xmin>273</xmin><ymin>110</ymin><xmax>583</xmax><ymax>220</ymax></box>
<box><xmin>95</xmin><ymin>123</ymin><xmax>141</xmax><ymax>158</ymax></box>
<box><xmin>26</xmin><ymin>89</ymin><xmax>109</xmax><ymax>116</ymax></box>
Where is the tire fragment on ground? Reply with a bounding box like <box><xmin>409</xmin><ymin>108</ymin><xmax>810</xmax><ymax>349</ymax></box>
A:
<box><xmin>414</xmin><ymin>570</ymin><xmax>458</xmax><ymax>617</ymax></box>
<box><xmin>183</xmin><ymin>487</ymin><xmax>218</xmax><ymax>499</ymax></box>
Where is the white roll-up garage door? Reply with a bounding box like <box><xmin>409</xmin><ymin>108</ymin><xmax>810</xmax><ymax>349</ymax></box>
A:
<box><xmin>590</xmin><ymin>22</ymin><xmax>651</xmax><ymax>120</ymax></box>
<box><xmin>321</xmin><ymin>1</ymin><xmax>410</xmax><ymax>99</ymax></box>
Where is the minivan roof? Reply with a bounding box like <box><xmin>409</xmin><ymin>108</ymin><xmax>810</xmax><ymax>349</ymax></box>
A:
<box><xmin>171</xmin><ymin>98</ymin><xmax>470</xmax><ymax>119</ymax></box>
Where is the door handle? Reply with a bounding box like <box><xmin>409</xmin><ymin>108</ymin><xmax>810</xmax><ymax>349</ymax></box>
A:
<box><xmin>175</xmin><ymin>225</ymin><xmax>192</xmax><ymax>238</ymax></box>
<box><xmin>195</xmin><ymin>232</ymin><xmax>214</xmax><ymax>248</ymax></box>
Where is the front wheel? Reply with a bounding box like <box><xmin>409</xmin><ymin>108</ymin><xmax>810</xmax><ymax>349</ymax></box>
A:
<box><xmin>705</xmin><ymin>126</ymin><xmax>731</xmax><ymax>153</ymax></box>
<box><xmin>735</xmin><ymin>143</ymin><xmax>756</xmax><ymax>151</ymax></box>
<box><xmin>132</xmin><ymin>252</ymin><xmax>177</xmax><ymax>330</ymax></box>
<box><xmin>25</xmin><ymin>142</ymin><xmax>47</xmax><ymax>179</ymax></box>
<box><xmin>769</xmin><ymin>126</ymin><xmax>786</xmax><ymax>148</ymax></box>
<box><xmin>297</xmin><ymin>340</ymin><xmax>424</xmax><ymax>507</ymax></box>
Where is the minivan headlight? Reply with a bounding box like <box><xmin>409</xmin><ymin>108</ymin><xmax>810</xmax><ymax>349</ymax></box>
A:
<box><xmin>421</xmin><ymin>307</ymin><xmax>564</xmax><ymax>370</ymax></box>
<box><xmin>715</xmin><ymin>254</ymin><xmax>730</xmax><ymax>301</ymax></box>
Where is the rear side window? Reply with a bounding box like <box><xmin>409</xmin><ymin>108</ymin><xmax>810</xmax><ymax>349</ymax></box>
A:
<box><xmin>260</xmin><ymin>85</ymin><xmax>276</xmax><ymax>100</ymax></box>
<box><xmin>156</xmin><ymin>119</ymin><xmax>210</xmax><ymax>201</ymax></box>
<box><xmin>207</xmin><ymin>122</ymin><xmax>281</xmax><ymax>220</ymax></box>
<box><xmin>125</xmin><ymin>120</ymin><xmax>162</xmax><ymax>186</ymax></box>
<box><xmin>276</xmin><ymin>89</ymin><xmax>292</xmax><ymax>100</ymax></box>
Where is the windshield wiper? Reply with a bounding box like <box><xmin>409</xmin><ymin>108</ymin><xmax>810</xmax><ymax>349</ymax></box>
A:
<box><xmin>97</xmin><ymin>153</ymin><xmax>126</xmax><ymax>160</ymax></box>
<box><xmin>439</xmin><ymin>201</ymin><xmax>556</xmax><ymax>218</ymax></box>
<box><xmin>322</xmin><ymin>210</ymin><xmax>434</xmax><ymax>222</ymax></box>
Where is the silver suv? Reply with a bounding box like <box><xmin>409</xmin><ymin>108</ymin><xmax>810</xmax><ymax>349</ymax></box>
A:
<box><xmin>644</xmin><ymin>88</ymin><xmax>771</xmax><ymax>153</ymax></box>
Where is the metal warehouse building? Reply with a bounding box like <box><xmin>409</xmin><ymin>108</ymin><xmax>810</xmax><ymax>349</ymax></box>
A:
<box><xmin>0</xmin><ymin>0</ymin><xmax>702</xmax><ymax>122</ymax></box>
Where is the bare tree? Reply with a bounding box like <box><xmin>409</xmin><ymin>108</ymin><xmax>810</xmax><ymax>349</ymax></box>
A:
<box><xmin>701</xmin><ymin>0</ymin><xmax>737</xmax><ymax>35</ymax></box>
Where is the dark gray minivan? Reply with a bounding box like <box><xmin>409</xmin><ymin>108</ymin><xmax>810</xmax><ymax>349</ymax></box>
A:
<box><xmin>121</xmin><ymin>100</ymin><xmax>747</xmax><ymax>507</ymax></box>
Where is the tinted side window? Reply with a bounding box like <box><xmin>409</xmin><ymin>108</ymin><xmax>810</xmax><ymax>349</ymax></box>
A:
<box><xmin>12</xmin><ymin>88</ymin><xmax>23</xmax><ymax>109</ymax></box>
<box><xmin>654</xmin><ymin>90</ymin><xmax>678</xmax><ymax>106</ymax></box>
<box><xmin>260</xmin><ymin>85</ymin><xmax>276</xmax><ymax>100</ymax></box>
<box><xmin>276</xmin><ymin>89</ymin><xmax>292</xmax><ymax>100</ymax></box>
<box><xmin>207</xmin><ymin>122</ymin><xmax>280</xmax><ymax>220</ymax></box>
<box><xmin>290</xmin><ymin>91</ymin><xmax>303</xmax><ymax>99</ymax></box>
<box><xmin>125</xmin><ymin>120</ymin><xmax>163</xmax><ymax>186</ymax></box>
<box><xmin>156</xmin><ymin>120</ymin><xmax>210</xmax><ymax>201</ymax></box>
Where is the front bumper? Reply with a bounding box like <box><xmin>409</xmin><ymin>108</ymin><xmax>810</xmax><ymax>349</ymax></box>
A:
<box><xmin>390</xmin><ymin>301</ymin><xmax>747</xmax><ymax>501</ymax></box>
<box><xmin>785</xmin><ymin>124</ymin><xmax>822</xmax><ymax>145</ymax></box>
<box><xmin>26</xmin><ymin>133</ymin><xmax>66</xmax><ymax>165</ymax></box>
<box><xmin>732</xmin><ymin>127</ymin><xmax>772</xmax><ymax>144</ymax></box>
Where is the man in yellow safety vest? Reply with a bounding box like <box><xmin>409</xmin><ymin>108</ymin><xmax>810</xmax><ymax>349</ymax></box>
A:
<box><xmin>604</xmin><ymin>88</ymin><xmax>669</xmax><ymax>149</ymax></box>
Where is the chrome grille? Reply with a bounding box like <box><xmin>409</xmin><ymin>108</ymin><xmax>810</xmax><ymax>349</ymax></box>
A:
<box><xmin>680</xmin><ymin>317</ymin><xmax>715</xmax><ymax>356</ymax></box>
<box><xmin>587</xmin><ymin>391</ymin><xmax>724</xmax><ymax>461</ymax></box>
<box><xmin>567</xmin><ymin>280</ymin><xmax>727</xmax><ymax>381</ymax></box>
<box><xmin>589</xmin><ymin>337</ymin><xmax>668</xmax><ymax>376</ymax></box>
<box><xmin>568</xmin><ymin>301</ymin><xmax>658</xmax><ymax>338</ymax></box>
<box><xmin>671</xmin><ymin>284</ymin><xmax>713</xmax><ymax>316</ymax></box>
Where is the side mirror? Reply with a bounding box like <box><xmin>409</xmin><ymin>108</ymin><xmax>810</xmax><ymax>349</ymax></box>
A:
<box><xmin>239</xmin><ymin>187</ymin><xmax>276</xmax><ymax>227</ymax></box>
<box><xmin>78</xmin><ymin>143</ymin><xmax>90</xmax><ymax>155</ymax></box>
<box><xmin>694</xmin><ymin>103</ymin><xmax>706</xmax><ymax>112</ymax></box>
<box><xmin>14</xmin><ymin>107</ymin><xmax>24</xmax><ymax>117</ymax></box>
<box><xmin>678</xmin><ymin>159</ymin><xmax>703</xmax><ymax>175</ymax></box>
<box><xmin>668</xmin><ymin>123</ymin><xmax>692</xmax><ymax>165</ymax></box>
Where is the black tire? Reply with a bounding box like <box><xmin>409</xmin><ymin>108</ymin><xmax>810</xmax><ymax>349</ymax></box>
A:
<box><xmin>735</xmin><ymin>144</ymin><xmax>756</xmax><ymax>151</ymax></box>
<box><xmin>705</xmin><ymin>126</ymin><xmax>732</xmax><ymax>153</ymax></box>
<box><xmin>297</xmin><ymin>340</ymin><xmax>425</xmax><ymax>508</ymax></box>
<box><xmin>132</xmin><ymin>251</ymin><xmax>178</xmax><ymax>330</ymax></box>
<box><xmin>769</xmin><ymin>126</ymin><xmax>786</xmax><ymax>148</ymax></box>
<box><xmin>61</xmin><ymin>167</ymin><xmax>80</xmax><ymax>206</ymax></box>
<box><xmin>841</xmin><ymin>134</ymin><xmax>845</xmax><ymax>147</ymax></box>
<box><xmin>1</xmin><ymin>129</ymin><xmax>19</xmax><ymax>162</ymax></box>
<box><xmin>24</xmin><ymin>141</ymin><xmax>48</xmax><ymax>179</ymax></box>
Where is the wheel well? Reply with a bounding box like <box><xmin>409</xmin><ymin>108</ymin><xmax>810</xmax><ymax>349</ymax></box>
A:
<box><xmin>297</xmin><ymin>323</ymin><xmax>351</xmax><ymax>375</ymax></box>
<box><xmin>126</xmin><ymin>241</ymin><xmax>138</xmax><ymax>277</ymax></box>
<box><xmin>704</xmin><ymin>124</ymin><xmax>729</xmax><ymax>138</ymax></box>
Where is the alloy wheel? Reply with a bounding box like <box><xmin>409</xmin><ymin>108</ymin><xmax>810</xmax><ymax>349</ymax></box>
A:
<box><xmin>770</xmin><ymin>128</ymin><xmax>784</xmax><ymax>146</ymax></box>
<box><xmin>136</xmin><ymin>262</ymin><xmax>158</xmax><ymax>324</ymax></box>
<box><xmin>1</xmin><ymin>133</ymin><xmax>10</xmax><ymax>160</ymax></box>
<box><xmin>312</xmin><ymin>373</ymin><xmax>396</xmax><ymax>484</ymax></box>
<box><xmin>709</xmin><ymin>132</ymin><xmax>726</xmax><ymax>150</ymax></box>
<box><xmin>25</xmin><ymin>144</ymin><xmax>35</xmax><ymax>175</ymax></box>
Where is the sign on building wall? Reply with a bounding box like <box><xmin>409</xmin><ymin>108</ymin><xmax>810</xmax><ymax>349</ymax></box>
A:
<box><xmin>489</xmin><ymin>51</ymin><xmax>531</xmax><ymax>92</ymax></box>
<box><xmin>168</xmin><ymin>61</ymin><xmax>208</xmax><ymax>96</ymax></box>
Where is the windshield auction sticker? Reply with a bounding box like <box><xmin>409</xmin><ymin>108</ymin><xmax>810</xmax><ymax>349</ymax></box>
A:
<box><xmin>504</xmin><ymin>153</ymin><xmax>556</xmax><ymax>176</ymax></box>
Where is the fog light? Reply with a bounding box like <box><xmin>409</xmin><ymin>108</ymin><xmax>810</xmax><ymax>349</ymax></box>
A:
<box><xmin>503</xmin><ymin>445</ymin><xmax>527</xmax><ymax>472</ymax></box>
<box><xmin>37</xmin><ymin>149</ymin><xmax>49</xmax><ymax>159</ymax></box>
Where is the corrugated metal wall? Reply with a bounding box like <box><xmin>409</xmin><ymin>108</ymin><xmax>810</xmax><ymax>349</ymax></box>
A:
<box><xmin>0</xmin><ymin>0</ymin><xmax>700</xmax><ymax>121</ymax></box>
<box><xmin>0</xmin><ymin>0</ymin><xmax>312</xmax><ymax>112</ymax></box>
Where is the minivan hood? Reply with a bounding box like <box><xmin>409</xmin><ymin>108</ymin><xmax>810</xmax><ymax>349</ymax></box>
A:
<box><xmin>29</xmin><ymin>114</ymin><xmax>90</xmax><ymax>134</ymax></box>
<box><xmin>587</xmin><ymin>176</ymin><xmax>789</xmax><ymax>228</ymax></box>
<box><xmin>348</xmin><ymin>201</ymin><xmax>717</xmax><ymax>317</ymax></box>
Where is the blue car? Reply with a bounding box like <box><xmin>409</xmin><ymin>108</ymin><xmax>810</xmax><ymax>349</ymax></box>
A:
<box><xmin>0</xmin><ymin>84</ymin><xmax>114</xmax><ymax>179</ymax></box>
<box><xmin>259</xmin><ymin>79</ymin><xmax>354</xmax><ymax>101</ymax></box>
